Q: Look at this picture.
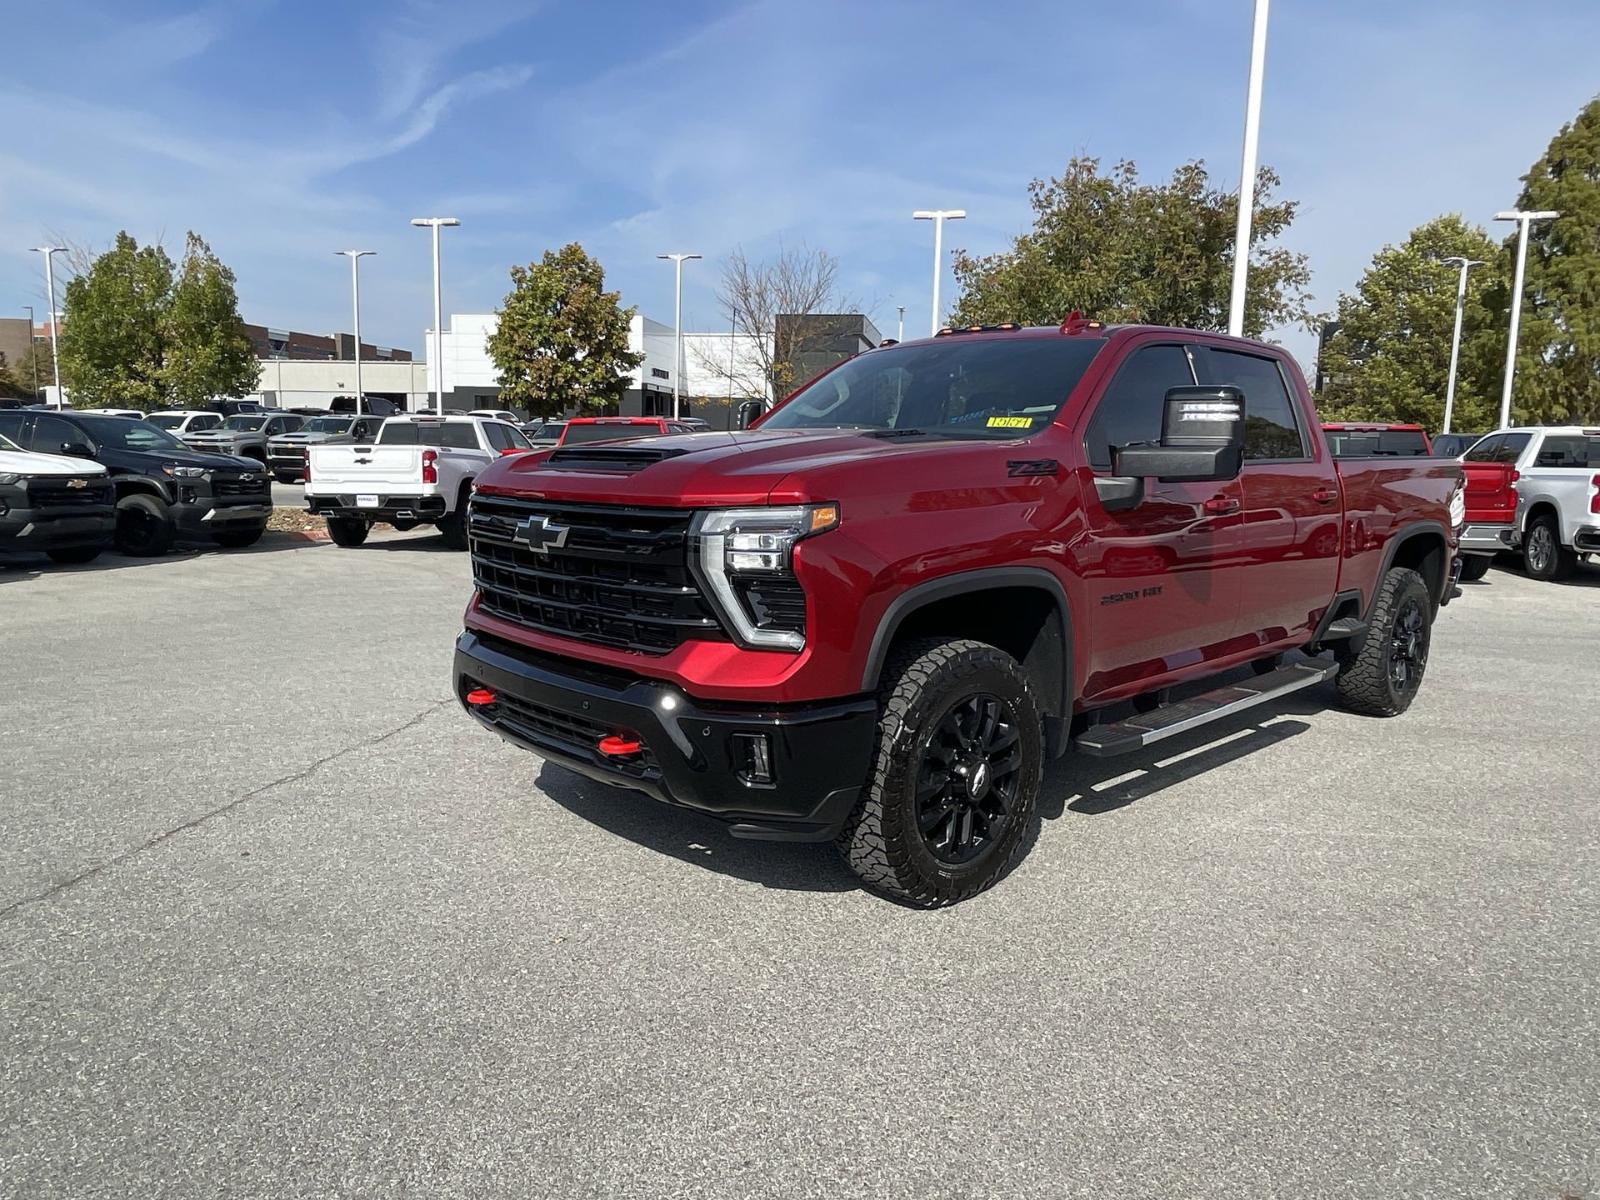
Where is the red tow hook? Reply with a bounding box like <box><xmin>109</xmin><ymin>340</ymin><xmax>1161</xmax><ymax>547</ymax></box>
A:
<box><xmin>464</xmin><ymin>688</ymin><xmax>498</xmax><ymax>707</ymax></box>
<box><xmin>597</xmin><ymin>735</ymin><xmax>643</xmax><ymax>757</ymax></box>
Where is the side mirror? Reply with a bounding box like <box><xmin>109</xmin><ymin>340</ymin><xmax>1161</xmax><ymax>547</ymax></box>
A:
<box><xmin>735</xmin><ymin>400</ymin><xmax>765</xmax><ymax>430</ymax></box>
<box><xmin>1112</xmin><ymin>386</ymin><xmax>1245</xmax><ymax>483</ymax></box>
<box><xmin>60</xmin><ymin>441</ymin><xmax>95</xmax><ymax>459</ymax></box>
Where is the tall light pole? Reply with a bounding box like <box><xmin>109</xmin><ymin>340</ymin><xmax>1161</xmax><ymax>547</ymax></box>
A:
<box><xmin>410</xmin><ymin>217</ymin><xmax>459</xmax><ymax>412</ymax></box>
<box><xmin>31</xmin><ymin>246</ymin><xmax>66</xmax><ymax>406</ymax></box>
<box><xmin>22</xmin><ymin>304</ymin><xmax>39</xmax><ymax>399</ymax></box>
<box><xmin>336</xmin><ymin>250</ymin><xmax>376</xmax><ymax>412</ymax></box>
<box><xmin>1493</xmin><ymin>209</ymin><xmax>1558</xmax><ymax>429</ymax></box>
<box><xmin>1439</xmin><ymin>256</ymin><xmax>1485</xmax><ymax>435</ymax></box>
<box><xmin>897</xmin><ymin>305</ymin><xmax>905</xmax><ymax>342</ymax></box>
<box><xmin>913</xmin><ymin>210</ymin><xmax>965</xmax><ymax>335</ymax></box>
<box><xmin>1226</xmin><ymin>0</ymin><xmax>1271</xmax><ymax>336</ymax></box>
<box><xmin>657</xmin><ymin>252</ymin><xmax>701</xmax><ymax>419</ymax></box>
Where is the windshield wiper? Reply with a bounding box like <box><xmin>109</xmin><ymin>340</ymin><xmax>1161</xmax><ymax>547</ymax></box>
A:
<box><xmin>861</xmin><ymin>428</ymin><xmax>931</xmax><ymax>439</ymax></box>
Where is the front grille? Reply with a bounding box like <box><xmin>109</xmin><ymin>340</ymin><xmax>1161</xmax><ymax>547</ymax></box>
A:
<box><xmin>28</xmin><ymin>479</ymin><xmax>113</xmax><ymax>507</ymax></box>
<box><xmin>213</xmin><ymin>474</ymin><xmax>268</xmax><ymax>497</ymax></box>
<box><xmin>492</xmin><ymin>691</ymin><xmax>657</xmax><ymax>776</ymax></box>
<box><xmin>468</xmin><ymin>494</ymin><xmax>725</xmax><ymax>654</ymax></box>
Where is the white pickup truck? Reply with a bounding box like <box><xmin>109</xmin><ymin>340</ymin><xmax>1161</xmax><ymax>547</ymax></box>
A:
<box><xmin>1501</xmin><ymin>426</ymin><xmax>1600</xmax><ymax>580</ymax></box>
<box><xmin>305</xmin><ymin>414</ymin><xmax>532</xmax><ymax>548</ymax></box>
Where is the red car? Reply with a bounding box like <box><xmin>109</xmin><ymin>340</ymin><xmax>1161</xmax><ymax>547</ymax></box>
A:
<box><xmin>457</xmin><ymin>322</ymin><xmax>1462</xmax><ymax>905</ymax></box>
<box><xmin>1322</xmin><ymin>422</ymin><xmax>1433</xmax><ymax>457</ymax></box>
<box><xmin>557</xmin><ymin>416</ymin><xmax>700</xmax><ymax>446</ymax></box>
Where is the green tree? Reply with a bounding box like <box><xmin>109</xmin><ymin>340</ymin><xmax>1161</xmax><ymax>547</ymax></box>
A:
<box><xmin>1317</xmin><ymin>216</ymin><xmax>1505</xmax><ymax>430</ymax></box>
<box><xmin>951</xmin><ymin>157</ymin><xmax>1316</xmax><ymax>337</ymax></box>
<box><xmin>1499</xmin><ymin>96</ymin><xmax>1600</xmax><ymax>425</ymax></box>
<box><xmin>487</xmin><ymin>244</ymin><xmax>643</xmax><ymax>418</ymax></box>
<box><xmin>0</xmin><ymin>341</ymin><xmax>44</xmax><ymax>400</ymax></box>
<box><xmin>58</xmin><ymin>230</ymin><xmax>255</xmax><ymax>410</ymax></box>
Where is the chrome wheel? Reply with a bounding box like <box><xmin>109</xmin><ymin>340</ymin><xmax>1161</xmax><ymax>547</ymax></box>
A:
<box><xmin>1527</xmin><ymin>523</ymin><xmax>1555</xmax><ymax>575</ymax></box>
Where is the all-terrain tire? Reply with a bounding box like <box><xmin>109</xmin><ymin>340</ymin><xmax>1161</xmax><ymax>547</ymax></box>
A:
<box><xmin>326</xmin><ymin>516</ymin><xmax>370</xmax><ymax>547</ymax></box>
<box><xmin>114</xmin><ymin>493</ymin><xmax>176</xmax><ymax>557</ymax></box>
<box><xmin>836</xmin><ymin>638</ymin><xmax>1043</xmax><ymax>907</ymax></box>
<box><xmin>1523</xmin><ymin>514</ymin><xmax>1575</xmax><ymax>581</ymax></box>
<box><xmin>1334</xmin><ymin>566</ymin><xmax>1432</xmax><ymax>717</ymax></box>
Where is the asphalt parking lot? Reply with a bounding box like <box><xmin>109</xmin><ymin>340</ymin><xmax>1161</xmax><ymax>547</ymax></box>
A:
<box><xmin>3</xmin><ymin>540</ymin><xmax>1597</xmax><ymax>1198</ymax></box>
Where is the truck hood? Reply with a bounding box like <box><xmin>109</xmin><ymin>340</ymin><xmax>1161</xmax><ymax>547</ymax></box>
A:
<box><xmin>476</xmin><ymin>428</ymin><xmax>1014</xmax><ymax>506</ymax></box>
<box><xmin>269</xmin><ymin>432</ymin><xmax>344</xmax><ymax>446</ymax></box>
<box><xmin>0</xmin><ymin>448</ymin><xmax>110</xmax><ymax>477</ymax></box>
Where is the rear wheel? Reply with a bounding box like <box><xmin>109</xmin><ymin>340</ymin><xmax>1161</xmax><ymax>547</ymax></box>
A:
<box><xmin>273</xmin><ymin>472</ymin><xmax>299</xmax><ymax>484</ymax></box>
<box><xmin>326</xmin><ymin>516</ymin><xmax>369</xmax><ymax>547</ymax></box>
<box><xmin>46</xmin><ymin>545</ymin><xmax>102</xmax><ymax>565</ymax></box>
<box><xmin>1458</xmin><ymin>554</ymin><xmax>1492</xmax><ymax>582</ymax></box>
<box><xmin>1335</xmin><ymin>566</ymin><xmax>1432</xmax><ymax>717</ymax></box>
<box><xmin>836</xmin><ymin>638</ymin><xmax>1043</xmax><ymax>907</ymax></box>
<box><xmin>114</xmin><ymin>493</ymin><xmax>176</xmax><ymax>556</ymax></box>
<box><xmin>215</xmin><ymin>524</ymin><xmax>266</xmax><ymax>549</ymax></box>
<box><xmin>1523</xmin><ymin>515</ymin><xmax>1574</xmax><ymax>581</ymax></box>
<box><xmin>438</xmin><ymin>484</ymin><xmax>472</xmax><ymax>550</ymax></box>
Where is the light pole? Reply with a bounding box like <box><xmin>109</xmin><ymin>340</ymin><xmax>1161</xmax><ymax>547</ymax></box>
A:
<box><xmin>1439</xmin><ymin>256</ymin><xmax>1484</xmax><ymax>435</ymax></box>
<box><xmin>913</xmin><ymin>210</ymin><xmax>965</xmax><ymax>336</ymax></box>
<box><xmin>410</xmin><ymin>217</ymin><xmax>459</xmax><ymax>412</ymax></box>
<box><xmin>31</xmin><ymin>246</ymin><xmax>66</xmax><ymax>406</ymax></box>
<box><xmin>22</xmin><ymin>304</ymin><xmax>39</xmax><ymax>399</ymax></box>
<box><xmin>336</xmin><ymin>250</ymin><xmax>376</xmax><ymax>412</ymax></box>
<box><xmin>1493</xmin><ymin>209</ymin><xmax>1558</xmax><ymax>430</ymax></box>
<box><xmin>1226</xmin><ymin>0</ymin><xmax>1271</xmax><ymax>336</ymax></box>
<box><xmin>657</xmin><ymin>252</ymin><xmax>701</xmax><ymax>419</ymax></box>
<box><xmin>897</xmin><ymin>305</ymin><xmax>905</xmax><ymax>342</ymax></box>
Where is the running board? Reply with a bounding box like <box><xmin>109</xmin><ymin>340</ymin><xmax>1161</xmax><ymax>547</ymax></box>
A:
<box><xmin>1073</xmin><ymin>661</ymin><xmax>1339</xmax><ymax>758</ymax></box>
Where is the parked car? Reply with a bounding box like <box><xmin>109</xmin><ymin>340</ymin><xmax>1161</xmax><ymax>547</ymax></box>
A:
<box><xmin>454</xmin><ymin>321</ymin><xmax>1463</xmax><ymax>906</ymax></box>
<box><xmin>182</xmin><ymin>412</ymin><xmax>306</xmax><ymax>467</ymax></box>
<box><xmin>328</xmin><ymin>395</ymin><xmax>405</xmax><ymax>417</ymax></box>
<box><xmin>1322</xmin><ymin>422</ymin><xmax>1432</xmax><ymax>457</ymax></box>
<box><xmin>84</xmin><ymin>408</ymin><xmax>148</xmax><ymax>421</ymax></box>
<box><xmin>1458</xmin><ymin>432</ymin><xmax>1524</xmax><ymax>579</ymax></box>
<box><xmin>208</xmin><ymin>400</ymin><xmax>265</xmax><ymax>418</ymax></box>
<box><xmin>306</xmin><ymin>414</ymin><xmax>531</xmax><ymax>548</ymax></box>
<box><xmin>1431</xmin><ymin>432</ymin><xmax>1483</xmax><ymax>458</ymax></box>
<box><xmin>557</xmin><ymin>416</ymin><xmax>701</xmax><ymax>445</ymax></box>
<box><xmin>148</xmin><ymin>410</ymin><xmax>226</xmax><ymax>438</ymax></box>
<box><xmin>0</xmin><ymin>410</ymin><xmax>271</xmax><ymax>555</ymax></box>
<box><xmin>525</xmin><ymin>421</ymin><xmax>567</xmax><ymax>446</ymax></box>
<box><xmin>0</xmin><ymin>430</ymin><xmax>116</xmax><ymax>564</ymax></box>
<box><xmin>468</xmin><ymin>408</ymin><xmax>523</xmax><ymax>424</ymax></box>
<box><xmin>1462</xmin><ymin>426</ymin><xmax>1600</xmax><ymax>581</ymax></box>
<box><xmin>266</xmin><ymin>414</ymin><xmax>386</xmax><ymax>483</ymax></box>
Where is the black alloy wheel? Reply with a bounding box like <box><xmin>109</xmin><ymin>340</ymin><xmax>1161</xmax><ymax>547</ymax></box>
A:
<box><xmin>916</xmin><ymin>692</ymin><xmax>1023</xmax><ymax>866</ymax></box>
<box><xmin>1387</xmin><ymin>595</ymin><xmax>1429</xmax><ymax>696</ymax></box>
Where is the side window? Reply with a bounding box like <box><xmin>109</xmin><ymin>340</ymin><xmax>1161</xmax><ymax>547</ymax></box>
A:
<box><xmin>196</xmin><ymin>414</ymin><xmax>221</xmax><ymax>431</ymax></box>
<box><xmin>481</xmin><ymin>423</ymin><xmax>513</xmax><ymax>451</ymax></box>
<box><xmin>1463</xmin><ymin>434</ymin><xmax>1502</xmax><ymax>463</ymax></box>
<box><xmin>32</xmin><ymin>415</ymin><xmax>82</xmax><ymax>455</ymax></box>
<box><xmin>283</xmin><ymin>415</ymin><xmax>304</xmax><ymax>433</ymax></box>
<box><xmin>440</xmin><ymin>423</ymin><xmax>479</xmax><ymax>449</ymax></box>
<box><xmin>504</xmin><ymin>424</ymin><xmax>531</xmax><ymax>448</ymax></box>
<box><xmin>1202</xmin><ymin>348</ymin><xmax>1308</xmax><ymax>460</ymax></box>
<box><xmin>0</xmin><ymin>412</ymin><xmax>25</xmax><ymax>443</ymax></box>
<box><xmin>1082</xmin><ymin>344</ymin><xmax>1196</xmax><ymax>470</ymax></box>
<box><xmin>1495</xmin><ymin>433</ymin><xmax>1531</xmax><ymax>464</ymax></box>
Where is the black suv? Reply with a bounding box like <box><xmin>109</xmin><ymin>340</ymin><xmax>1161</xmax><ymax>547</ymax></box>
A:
<box><xmin>0</xmin><ymin>410</ymin><xmax>272</xmax><ymax>556</ymax></box>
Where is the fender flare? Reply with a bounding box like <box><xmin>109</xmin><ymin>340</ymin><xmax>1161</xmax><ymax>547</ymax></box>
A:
<box><xmin>1369</xmin><ymin>520</ymin><xmax>1451</xmax><ymax>614</ymax></box>
<box><xmin>858</xmin><ymin>566</ymin><xmax>1075</xmax><ymax>719</ymax></box>
<box><xmin>113</xmin><ymin>473</ymin><xmax>175</xmax><ymax>505</ymax></box>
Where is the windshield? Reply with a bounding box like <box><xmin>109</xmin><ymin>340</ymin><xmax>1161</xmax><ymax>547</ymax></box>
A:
<box><xmin>76</xmin><ymin>416</ymin><xmax>187</xmax><ymax>452</ymax></box>
<box><xmin>562</xmin><ymin>422</ymin><xmax>665</xmax><ymax>445</ymax></box>
<box><xmin>147</xmin><ymin>414</ymin><xmax>188</xmax><ymax>429</ymax></box>
<box><xmin>1325</xmin><ymin>429</ymin><xmax>1430</xmax><ymax>457</ymax></box>
<box><xmin>304</xmin><ymin>417</ymin><xmax>351</xmax><ymax>434</ymax></box>
<box><xmin>224</xmin><ymin>416</ymin><xmax>267</xmax><ymax>431</ymax></box>
<box><xmin>759</xmin><ymin>336</ymin><xmax>1108</xmax><ymax>439</ymax></box>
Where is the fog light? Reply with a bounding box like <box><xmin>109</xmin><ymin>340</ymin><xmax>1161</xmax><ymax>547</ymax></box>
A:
<box><xmin>733</xmin><ymin>732</ymin><xmax>774</xmax><ymax>785</ymax></box>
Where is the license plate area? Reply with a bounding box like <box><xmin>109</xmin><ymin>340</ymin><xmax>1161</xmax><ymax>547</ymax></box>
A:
<box><xmin>356</xmin><ymin>494</ymin><xmax>380</xmax><ymax>508</ymax></box>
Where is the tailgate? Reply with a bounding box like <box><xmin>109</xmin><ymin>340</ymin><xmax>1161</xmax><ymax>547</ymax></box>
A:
<box><xmin>308</xmin><ymin>444</ymin><xmax>426</xmax><ymax>492</ymax></box>
<box><xmin>1461</xmin><ymin>461</ymin><xmax>1516</xmax><ymax>524</ymax></box>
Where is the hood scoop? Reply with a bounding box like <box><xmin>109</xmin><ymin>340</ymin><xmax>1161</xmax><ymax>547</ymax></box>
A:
<box><xmin>545</xmin><ymin>445</ymin><xmax>691</xmax><ymax>474</ymax></box>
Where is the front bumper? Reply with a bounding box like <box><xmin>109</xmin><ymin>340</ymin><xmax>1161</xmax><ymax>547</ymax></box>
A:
<box><xmin>1459</xmin><ymin>523</ymin><xmax>1514</xmax><ymax>556</ymax></box>
<box><xmin>454</xmin><ymin>629</ymin><xmax>877</xmax><ymax>841</ymax></box>
<box><xmin>0</xmin><ymin>505</ymin><xmax>116</xmax><ymax>549</ymax></box>
<box><xmin>173</xmin><ymin>501</ymin><xmax>273</xmax><ymax>533</ymax></box>
<box><xmin>308</xmin><ymin>494</ymin><xmax>447</xmax><ymax>524</ymax></box>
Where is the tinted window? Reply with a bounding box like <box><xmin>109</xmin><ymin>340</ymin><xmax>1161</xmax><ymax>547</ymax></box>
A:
<box><xmin>482</xmin><ymin>422</ymin><xmax>514</xmax><ymax>451</ymax></box>
<box><xmin>1534</xmin><ymin>436</ymin><xmax>1598</xmax><ymax>467</ymax></box>
<box><xmin>0</xmin><ymin>412</ymin><xmax>25</xmax><ymax>442</ymax></box>
<box><xmin>1203</xmin><ymin>348</ymin><xmax>1307</xmax><ymax>460</ymax></box>
<box><xmin>305</xmin><ymin>417</ymin><xmax>352</xmax><ymax>434</ymax></box>
<box><xmin>1495</xmin><ymin>432</ymin><xmax>1531</xmax><ymax>463</ymax></box>
<box><xmin>1463</xmin><ymin>435</ymin><xmax>1502</xmax><ymax>463</ymax></box>
<box><xmin>377</xmin><ymin>421</ymin><xmax>478</xmax><ymax>448</ymax></box>
<box><xmin>561</xmin><ymin>422</ymin><xmax>667</xmax><ymax>445</ymax></box>
<box><xmin>760</xmin><ymin>337</ymin><xmax>1108</xmax><ymax>440</ymax></box>
<box><xmin>1083</xmin><ymin>345</ymin><xmax>1195</xmax><ymax>469</ymax></box>
<box><xmin>72</xmin><ymin>415</ymin><xmax>186</xmax><ymax>452</ymax></box>
<box><xmin>193</xmin><ymin>414</ymin><xmax>222</xmax><ymax>431</ymax></box>
<box><xmin>32</xmin><ymin>415</ymin><xmax>84</xmax><ymax>455</ymax></box>
<box><xmin>351</xmin><ymin>419</ymin><xmax>380</xmax><ymax>440</ymax></box>
<box><xmin>1324</xmin><ymin>429</ymin><xmax>1430</xmax><ymax>457</ymax></box>
<box><xmin>148</xmin><ymin>414</ymin><xmax>184</xmax><ymax>429</ymax></box>
<box><xmin>224</xmin><ymin>416</ymin><xmax>267</xmax><ymax>431</ymax></box>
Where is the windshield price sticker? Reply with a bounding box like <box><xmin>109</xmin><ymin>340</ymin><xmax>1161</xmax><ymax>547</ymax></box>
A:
<box><xmin>985</xmin><ymin>416</ymin><xmax>1034</xmax><ymax>429</ymax></box>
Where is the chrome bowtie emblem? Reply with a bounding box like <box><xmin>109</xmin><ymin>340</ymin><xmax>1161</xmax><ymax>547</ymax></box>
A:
<box><xmin>67</xmin><ymin>478</ymin><xmax>88</xmax><ymax>489</ymax></box>
<box><xmin>513</xmin><ymin>515</ymin><xmax>570</xmax><ymax>554</ymax></box>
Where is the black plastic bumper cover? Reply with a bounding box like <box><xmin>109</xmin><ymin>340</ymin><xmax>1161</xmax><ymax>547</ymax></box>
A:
<box><xmin>0</xmin><ymin>506</ymin><xmax>115</xmax><ymax>549</ymax></box>
<box><xmin>454</xmin><ymin>629</ymin><xmax>877</xmax><ymax>841</ymax></box>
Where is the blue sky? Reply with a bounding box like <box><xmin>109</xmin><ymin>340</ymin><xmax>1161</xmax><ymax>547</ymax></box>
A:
<box><xmin>4</xmin><ymin>0</ymin><xmax>1598</xmax><ymax>372</ymax></box>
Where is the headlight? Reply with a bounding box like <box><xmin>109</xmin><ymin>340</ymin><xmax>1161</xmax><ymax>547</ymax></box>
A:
<box><xmin>163</xmin><ymin>465</ymin><xmax>206</xmax><ymax>479</ymax></box>
<box><xmin>0</xmin><ymin>473</ymin><xmax>19</xmax><ymax>486</ymax></box>
<box><xmin>692</xmin><ymin>504</ymin><xmax>840</xmax><ymax>651</ymax></box>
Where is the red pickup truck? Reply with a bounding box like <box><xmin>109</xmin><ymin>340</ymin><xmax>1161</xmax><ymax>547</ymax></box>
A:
<box><xmin>455</xmin><ymin>322</ymin><xmax>1463</xmax><ymax>905</ymax></box>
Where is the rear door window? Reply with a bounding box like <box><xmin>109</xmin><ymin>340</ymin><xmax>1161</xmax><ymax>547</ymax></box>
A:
<box><xmin>31</xmin><ymin>415</ymin><xmax>84</xmax><ymax>455</ymax></box>
<box><xmin>481</xmin><ymin>423</ymin><xmax>514</xmax><ymax>451</ymax></box>
<box><xmin>1534</xmin><ymin>435</ymin><xmax>1598</xmax><ymax>467</ymax></box>
<box><xmin>1200</xmin><ymin>348</ymin><xmax>1308</xmax><ymax>460</ymax></box>
<box><xmin>0</xmin><ymin>412</ymin><xmax>26</xmax><ymax>443</ymax></box>
<box><xmin>1082</xmin><ymin>344</ymin><xmax>1196</xmax><ymax>470</ymax></box>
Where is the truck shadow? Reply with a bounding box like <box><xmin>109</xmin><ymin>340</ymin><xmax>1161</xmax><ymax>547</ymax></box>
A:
<box><xmin>0</xmin><ymin>531</ymin><xmax>317</xmax><ymax>585</ymax></box>
<box><xmin>1489</xmin><ymin>553</ymin><xmax>1600</xmax><ymax>588</ymax></box>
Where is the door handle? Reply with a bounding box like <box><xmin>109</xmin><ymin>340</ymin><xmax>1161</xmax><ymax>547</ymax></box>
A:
<box><xmin>1203</xmin><ymin>495</ymin><xmax>1241</xmax><ymax>516</ymax></box>
<box><xmin>1311</xmin><ymin>486</ymin><xmax>1338</xmax><ymax>504</ymax></box>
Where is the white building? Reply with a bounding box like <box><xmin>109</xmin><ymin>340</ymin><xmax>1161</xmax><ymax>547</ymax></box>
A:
<box><xmin>251</xmin><ymin>358</ymin><xmax>431</xmax><ymax>412</ymax></box>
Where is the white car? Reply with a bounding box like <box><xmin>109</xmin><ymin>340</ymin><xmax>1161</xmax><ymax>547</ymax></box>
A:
<box><xmin>146</xmin><ymin>409</ymin><xmax>226</xmax><ymax>437</ymax></box>
<box><xmin>468</xmin><ymin>408</ymin><xmax>523</xmax><ymax>424</ymax></box>
<box><xmin>1471</xmin><ymin>426</ymin><xmax>1600</xmax><ymax>580</ymax></box>
<box><xmin>305</xmin><ymin>414</ymin><xmax>532</xmax><ymax>548</ymax></box>
<box><xmin>86</xmin><ymin>408</ymin><xmax>148</xmax><ymax>420</ymax></box>
<box><xmin>0</xmin><ymin>431</ymin><xmax>117</xmax><ymax>564</ymax></box>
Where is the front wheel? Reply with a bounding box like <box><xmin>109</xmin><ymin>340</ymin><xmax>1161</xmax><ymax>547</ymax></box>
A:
<box><xmin>114</xmin><ymin>493</ymin><xmax>176</xmax><ymax>556</ymax></box>
<box><xmin>1523</xmin><ymin>515</ymin><xmax>1575</xmax><ymax>581</ymax></box>
<box><xmin>326</xmin><ymin>516</ymin><xmax>369</xmax><ymax>547</ymax></box>
<box><xmin>836</xmin><ymin>638</ymin><xmax>1043</xmax><ymax>907</ymax></box>
<box><xmin>1335</xmin><ymin>566</ymin><xmax>1432</xmax><ymax>717</ymax></box>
